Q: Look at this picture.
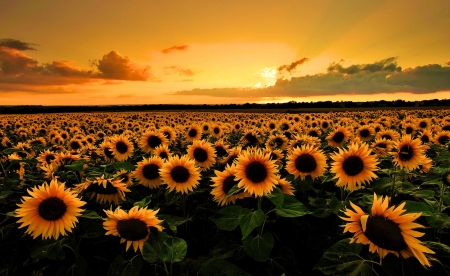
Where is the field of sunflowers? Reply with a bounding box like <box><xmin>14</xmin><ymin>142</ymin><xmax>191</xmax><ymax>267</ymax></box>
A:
<box><xmin>1</xmin><ymin>109</ymin><xmax>450</xmax><ymax>275</ymax></box>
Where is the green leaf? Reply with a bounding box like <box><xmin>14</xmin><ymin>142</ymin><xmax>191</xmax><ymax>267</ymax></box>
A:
<box><xmin>0</xmin><ymin>191</ymin><xmax>13</xmax><ymax>199</ymax></box>
<box><xmin>200</xmin><ymin>258</ymin><xmax>251</xmax><ymax>276</ymax></box>
<box><xmin>31</xmin><ymin>237</ymin><xmax>69</xmax><ymax>260</ymax></box>
<box><xmin>2</xmin><ymin>148</ymin><xmax>27</xmax><ymax>155</ymax></box>
<box><xmin>226</xmin><ymin>184</ymin><xmax>244</xmax><ymax>197</ymax></box>
<box><xmin>403</xmin><ymin>200</ymin><xmax>436</xmax><ymax>216</ymax></box>
<box><xmin>275</xmin><ymin>195</ymin><xmax>309</xmax><ymax>217</ymax></box>
<box><xmin>210</xmin><ymin>205</ymin><xmax>247</xmax><ymax>231</ymax></box>
<box><xmin>142</xmin><ymin>242</ymin><xmax>160</xmax><ymax>264</ymax></box>
<box><xmin>133</xmin><ymin>196</ymin><xmax>152</xmax><ymax>208</ymax></box>
<box><xmin>266</xmin><ymin>187</ymin><xmax>284</xmax><ymax>208</ymax></box>
<box><xmin>426</xmin><ymin>213</ymin><xmax>450</xmax><ymax>229</ymax></box>
<box><xmin>328</xmin><ymin>197</ymin><xmax>344</xmax><ymax>214</ymax></box>
<box><xmin>424</xmin><ymin>241</ymin><xmax>450</xmax><ymax>273</ymax></box>
<box><xmin>212</xmin><ymin>236</ymin><xmax>243</xmax><ymax>259</ymax></box>
<box><xmin>107</xmin><ymin>255</ymin><xmax>142</xmax><ymax>276</ymax></box>
<box><xmin>159</xmin><ymin>236</ymin><xmax>187</xmax><ymax>263</ymax></box>
<box><xmin>142</xmin><ymin>231</ymin><xmax>169</xmax><ymax>263</ymax></box>
<box><xmin>239</xmin><ymin>209</ymin><xmax>264</xmax><ymax>240</ymax></box>
<box><xmin>65</xmin><ymin>257</ymin><xmax>87</xmax><ymax>276</ymax></box>
<box><xmin>412</xmin><ymin>189</ymin><xmax>435</xmax><ymax>199</ymax></box>
<box><xmin>242</xmin><ymin>232</ymin><xmax>274</xmax><ymax>262</ymax></box>
<box><xmin>80</xmin><ymin>210</ymin><xmax>102</xmax><ymax>220</ymax></box>
<box><xmin>64</xmin><ymin>160</ymin><xmax>85</xmax><ymax>172</ymax></box>
<box><xmin>158</xmin><ymin>214</ymin><xmax>190</xmax><ymax>234</ymax></box>
<box><xmin>314</xmin><ymin>238</ymin><xmax>374</xmax><ymax>276</ymax></box>
<box><xmin>111</xmin><ymin>162</ymin><xmax>136</xmax><ymax>171</ymax></box>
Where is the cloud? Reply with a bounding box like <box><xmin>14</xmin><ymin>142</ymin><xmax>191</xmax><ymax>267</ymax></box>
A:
<box><xmin>161</xmin><ymin>45</ymin><xmax>189</xmax><ymax>54</ymax></box>
<box><xmin>174</xmin><ymin>58</ymin><xmax>450</xmax><ymax>98</ymax></box>
<box><xmin>0</xmin><ymin>38</ymin><xmax>36</xmax><ymax>51</ymax></box>
<box><xmin>164</xmin><ymin>66</ymin><xmax>195</xmax><ymax>76</ymax></box>
<box><xmin>96</xmin><ymin>51</ymin><xmax>151</xmax><ymax>81</ymax></box>
<box><xmin>277</xmin><ymin>57</ymin><xmax>310</xmax><ymax>73</ymax></box>
<box><xmin>0</xmin><ymin>46</ymin><xmax>38</xmax><ymax>75</ymax></box>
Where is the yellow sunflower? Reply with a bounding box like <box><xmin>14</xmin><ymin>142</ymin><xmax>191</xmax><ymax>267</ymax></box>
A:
<box><xmin>138</xmin><ymin>131</ymin><xmax>169</xmax><ymax>153</ymax></box>
<box><xmin>187</xmin><ymin>139</ymin><xmax>216</xmax><ymax>170</ymax></box>
<box><xmin>356</xmin><ymin>125</ymin><xmax>375</xmax><ymax>141</ymax></box>
<box><xmin>242</xmin><ymin>129</ymin><xmax>261</xmax><ymax>146</ymax></box>
<box><xmin>160</xmin><ymin>155</ymin><xmax>201</xmax><ymax>194</ymax></box>
<box><xmin>330</xmin><ymin>143</ymin><xmax>379</xmax><ymax>191</ymax></box>
<box><xmin>370</xmin><ymin>138</ymin><xmax>394</xmax><ymax>157</ymax></box>
<box><xmin>158</xmin><ymin>126</ymin><xmax>177</xmax><ymax>141</ymax></box>
<box><xmin>391</xmin><ymin>135</ymin><xmax>426</xmax><ymax>171</ymax></box>
<box><xmin>186</xmin><ymin>125</ymin><xmax>202</xmax><ymax>142</ymax></box>
<box><xmin>286</xmin><ymin>145</ymin><xmax>327</xmax><ymax>180</ymax></box>
<box><xmin>265</xmin><ymin>134</ymin><xmax>288</xmax><ymax>150</ymax></box>
<box><xmin>154</xmin><ymin>144</ymin><xmax>172</xmax><ymax>160</ymax></box>
<box><xmin>434</xmin><ymin>131</ymin><xmax>450</xmax><ymax>146</ymax></box>
<box><xmin>99</xmin><ymin>141</ymin><xmax>116</xmax><ymax>162</ymax></box>
<box><xmin>103</xmin><ymin>206</ymin><xmax>163</xmax><ymax>253</ymax></box>
<box><xmin>133</xmin><ymin>156</ymin><xmax>165</xmax><ymax>188</ymax></box>
<box><xmin>326</xmin><ymin>127</ymin><xmax>352</xmax><ymax>148</ymax></box>
<box><xmin>275</xmin><ymin>176</ymin><xmax>295</xmax><ymax>196</ymax></box>
<box><xmin>109</xmin><ymin>134</ymin><xmax>134</xmax><ymax>161</ymax></box>
<box><xmin>114</xmin><ymin>169</ymin><xmax>133</xmax><ymax>186</ymax></box>
<box><xmin>341</xmin><ymin>193</ymin><xmax>434</xmax><ymax>267</ymax></box>
<box><xmin>221</xmin><ymin>146</ymin><xmax>242</xmax><ymax>166</ymax></box>
<box><xmin>376</xmin><ymin>129</ymin><xmax>400</xmax><ymax>142</ymax></box>
<box><xmin>15</xmin><ymin>178</ymin><xmax>86</xmax><ymax>239</ymax></box>
<box><xmin>211</xmin><ymin>124</ymin><xmax>224</xmax><ymax>138</ymax></box>
<box><xmin>75</xmin><ymin>175</ymin><xmax>130</xmax><ymax>204</ymax></box>
<box><xmin>211</xmin><ymin>164</ymin><xmax>251</xmax><ymax>206</ymax></box>
<box><xmin>234</xmin><ymin>149</ymin><xmax>279</xmax><ymax>197</ymax></box>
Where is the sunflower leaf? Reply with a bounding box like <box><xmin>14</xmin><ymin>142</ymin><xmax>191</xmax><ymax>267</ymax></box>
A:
<box><xmin>226</xmin><ymin>184</ymin><xmax>244</xmax><ymax>197</ymax></box>
<box><xmin>111</xmin><ymin>162</ymin><xmax>136</xmax><ymax>171</ymax></box>
<box><xmin>275</xmin><ymin>195</ymin><xmax>309</xmax><ymax>217</ymax></box>
<box><xmin>30</xmin><ymin>237</ymin><xmax>69</xmax><ymax>260</ymax></box>
<box><xmin>108</xmin><ymin>255</ymin><xmax>142</xmax><ymax>276</ymax></box>
<box><xmin>200</xmin><ymin>257</ymin><xmax>251</xmax><ymax>276</ymax></box>
<box><xmin>210</xmin><ymin>205</ymin><xmax>245</xmax><ymax>231</ymax></box>
<box><xmin>133</xmin><ymin>196</ymin><xmax>152</xmax><ymax>208</ymax></box>
<box><xmin>242</xmin><ymin>232</ymin><xmax>274</xmax><ymax>262</ymax></box>
<box><xmin>159</xmin><ymin>236</ymin><xmax>187</xmax><ymax>263</ymax></box>
<box><xmin>64</xmin><ymin>160</ymin><xmax>85</xmax><ymax>172</ymax></box>
<box><xmin>265</xmin><ymin>187</ymin><xmax>284</xmax><ymax>208</ymax></box>
<box><xmin>403</xmin><ymin>200</ymin><xmax>436</xmax><ymax>216</ymax></box>
<box><xmin>158</xmin><ymin>214</ymin><xmax>190</xmax><ymax>234</ymax></box>
<box><xmin>142</xmin><ymin>242</ymin><xmax>160</xmax><ymax>264</ymax></box>
<box><xmin>80</xmin><ymin>210</ymin><xmax>102</xmax><ymax>220</ymax></box>
<box><xmin>314</xmin><ymin>238</ymin><xmax>374</xmax><ymax>276</ymax></box>
<box><xmin>239</xmin><ymin>209</ymin><xmax>264</xmax><ymax>240</ymax></box>
<box><xmin>1</xmin><ymin>148</ymin><xmax>27</xmax><ymax>155</ymax></box>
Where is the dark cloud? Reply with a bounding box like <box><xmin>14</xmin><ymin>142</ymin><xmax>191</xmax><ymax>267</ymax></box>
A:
<box><xmin>161</xmin><ymin>45</ymin><xmax>189</xmax><ymax>54</ymax></box>
<box><xmin>277</xmin><ymin>57</ymin><xmax>310</xmax><ymax>73</ymax></box>
<box><xmin>96</xmin><ymin>51</ymin><xmax>151</xmax><ymax>81</ymax></box>
<box><xmin>0</xmin><ymin>47</ymin><xmax>38</xmax><ymax>75</ymax></box>
<box><xmin>0</xmin><ymin>38</ymin><xmax>36</xmax><ymax>51</ymax></box>
<box><xmin>174</xmin><ymin>58</ymin><xmax>450</xmax><ymax>98</ymax></box>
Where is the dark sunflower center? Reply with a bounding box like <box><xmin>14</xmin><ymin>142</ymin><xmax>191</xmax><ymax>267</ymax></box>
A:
<box><xmin>363</xmin><ymin>215</ymin><xmax>407</xmax><ymax>251</ymax></box>
<box><xmin>405</xmin><ymin>127</ymin><xmax>414</xmax><ymax>134</ymax></box>
<box><xmin>342</xmin><ymin>156</ymin><xmax>364</xmax><ymax>176</ymax></box>
<box><xmin>188</xmin><ymin>129</ymin><xmax>198</xmax><ymax>138</ymax></box>
<box><xmin>17</xmin><ymin>151</ymin><xmax>28</xmax><ymax>158</ymax></box>
<box><xmin>38</xmin><ymin>197</ymin><xmax>67</xmax><ymax>221</ymax></box>
<box><xmin>274</xmin><ymin>137</ymin><xmax>284</xmax><ymax>147</ymax></box>
<box><xmin>119</xmin><ymin>174</ymin><xmax>129</xmax><ymax>183</ymax></box>
<box><xmin>281</xmin><ymin>123</ymin><xmax>289</xmax><ymax>130</ymax></box>
<box><xmin>438</xmin><ymin>135</ymin><xmax>450</xmax><ymax>145</ymax></box>
<box><xmin>420</xmin><ymin>135</ymin><xmax>430</xmax><ymax>144</ymax></box>
<box><xmin>332</xmin><ymin>132</ymin><xmax>345</xmax><ymax>143</ymax></box>
<box><xmin>142</xmin><ymin>164</ymin><xmax>160</xmax><ymax>180</ymax></box>
<box><xmin>213</xmin><ymin>127</ymin><xmax>220</xmax><ymax>134</ymax></box>
<box><xmin>193</xmin><ymin>148</ymin><xmax>208</xmax><ymax>162</ymax></box>
<box><xmin>322</xmin><ymin>122</ymin><xmax>329</xmax><ymax>128</ymax></box>
<box><xmin>203</xmin><ymin>125</ymin><xmax>209</xmax><ymax>131</ymax></box>
<box><xmin>419</xmin><ymin>122</ymin><xmax>427</xmax><ymax>128</ymax></box>
<box><xmin>398</xmin><ymin>145</ymin><xmax>414</xmax><ymax>161</ymax></box>
<box><xmin>381</xmin><ymin>134</ymin><xmax>392</xmax><ymax>140</ymax></box>
<box><xmin>116</xmin><ymin>219</ymin><xmax>149</xmax><ymax>241</ymax></box>
<box><xmin>115</xmin><ymin>141</ymin><xmax>128</xmax><ymax>154</ymax></box>
<box><xmin>269</xmin><ymin>123</ymin><xmax>276</xmax><ymax>129</ymax></box>
<box><xmin>170</xmin><ymin>166</ymin><xmax>190</xmax><ymax>183</ymax></box>
<box><xmin>270</xmin><ymin>153</ymin><xmax>278</xmax><ymax>161</ymax></box>
<box><xmin>93</xmin><ymin>181</ymin><xmax>120</xmax><ymax>194</ymax></box>
<box><xmin>70</xmin><ymin>141</ymin><xmax>81</xmax><ymax>150</ymax></box>
<box><xmin>443</xmin><ymin>126</ymin><xmax>450</xmax><ymax>131</ymax></box>
<box><xmin>159</xmin><ymin>152</ymin><xmax>169</xmax><ymax>160</ymax></box>
<box><xmin>104</xmin><ymin>147</ymin><xmax>114</xmax><ymax>159</ymax></box>
<box><xmin>245</xmin><ymin>133</ymin><xmax>258</xmax><ymax>144</ymax></box>
<box><xmin>163</xmin><ymin>131</ymin><xmax>172</xmax><ymax>139</ymax></box>
<box><xmin>245</xmin><ymin>161</ymin><xmax>267</xmax><ymax>183</ymax></box>
<box><xmin>45</xmin><ymin>154</ymin><xmax>56</xmax><ymax>164</ymax></box>
<box><xmin>215</xmin><ymin>146</ymin><xmax>227</xmax><ymax>157</ymax></box>
<box><xmin>147</xmin><ymin>135</ymin><xmax>162</xmax><ymax>148</ymax></box>
<box><xmin>294</xmin><ymin>153</ymin><xmax>317</xmax><ymax>173</ymax></box>
<box><xmin>308</xmin><ymin>131</ymin><xmax>319</xmax><ymax>137</ymax></box>
<box><xmin>359</xmin><ymin>129</ymin><xmax>370</xmax><ymax>138</ymax></box>
<box><xmin>377</xmin><ymin>143</ymin><xmax>387</xmax><ymax>149</ymax></box>
<box><xmin>222</xmin><ymin>175</ymin><xmax>239</xmax><ymax>194</ymax></box>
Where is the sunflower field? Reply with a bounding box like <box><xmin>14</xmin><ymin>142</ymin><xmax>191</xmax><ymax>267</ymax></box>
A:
<box><xmin>1</xmin><ymin>110</ymin><xmax>450</xmax><ymax>275</ymax></box>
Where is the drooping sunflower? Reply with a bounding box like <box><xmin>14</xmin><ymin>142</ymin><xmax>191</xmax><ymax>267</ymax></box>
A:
<box><xmin>326</xmin><ymin>127</ymin><xmax>352</xmax><ymax>148</ymax></box>
<box><xmin>263</xmin><ymin>148</ymin><xmax>285</xmax><ymax>165</ymax></box>
<box><xmin>391</xmin><ymin>135</ymin><xmax>426</xmax><ymax>171</ymax></box>
<box><xmin>15</xmin><ymin>178</ymin><xmax>86</xmax><ymax>239</ymax></box>
<box><xmin>341</xmin><ymin>193</ymin><xmax>435</xmax><ymax>267</ymax></box>
<box><xmin>103</xmin><ymin>206</ymin><xmax>163</xmax><ymax>253</ymax></box>
<box><xmin>286</xmin><ymin>145</ymin><xmax>327</xmax><ymax>180</ymax></box>
<box><xmin>186</xmin><ymin>125</ymin><xmax>202</xmax><ymax>142</ymax></box>
<box><xmin>114</xmin><ymin>169</ymin><xmax>133</xmax><ymax>186</ymax></box>
<box><xmin>108</xmin><ymin>135</ymin><xmax>134</xmax><ymax>161</ymax></box>
<box><xmin>330</xmin><ymin>143</ymin><xmax>379</xmax><ymax>191</ymax></box>
<box><xmin>75</xmin><ymin>175</ymin><xmax>130</xmax><ymax>204</ymax></box>
<box><xmin>210</xmin><ymin>164</ymin><xmax>251</xmax><ymax>206</ymax></box>
<box><xmin>187</xmin><ymin>139</ymin><xmax>216</xmax><ymax>170</ymax></box>
<box><xmin>160</xmin><ymin>155</ymin><xmax>201</xmax><ymax>194</ymax></box>
<box><xmin>99</xmin><ymin>141</ymin><xmax>115</xmax><ymax>162</ymax></box>
<box><xmin>138</xmin><ymin>131</ymin><xmax>169</xmax><ymax>153</ymax></box>
<box><xmin>234</xmin><ymin>149</ymin><xmax>279</xmax><ymax>197</ymax></box>
<box><xmin>133</xmin><ymin>156</ymin><xmax>165</xmax><ymax>188</ymax></box>
<box><xmin>275</xmin><ymin>175</ymin><xmax>295</xmax><ymax>196</ymax></box>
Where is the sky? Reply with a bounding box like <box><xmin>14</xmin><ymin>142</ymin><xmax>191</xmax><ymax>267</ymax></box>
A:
<box><xmin>1</xmin><ymin>0</ymin><xmax>450</xmax><ymax>105</ymax></box>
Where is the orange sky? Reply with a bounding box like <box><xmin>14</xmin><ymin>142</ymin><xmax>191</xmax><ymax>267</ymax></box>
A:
<box><xmin>1</xmin><ymin>1</ymin><xmax>450</xmax><ymax>105</ymax></box>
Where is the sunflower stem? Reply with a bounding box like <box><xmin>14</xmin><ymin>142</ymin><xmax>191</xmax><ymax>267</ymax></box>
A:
<box><xmin>0</xmin><ymin>159</ymin><xmax>6</xmax><ymax>178</ymax></box>
<box><xmin>162</xmin><ymin>261</ymin><xmax>169</xmax><ymax>276</ymax></box>
<box><xmin>340</xmin><ymin>187</ymin><xmax>345</xmax><ymax>203</ymax></box>
<box><xmin>438</xmin><ymin>182</ymin><xmax>445</xmax><ymax>213</ymax></box>
<box><xmin>390</xmin><ymin>168</ymin><xmax>397</xmax><ymax>204</ymax></box>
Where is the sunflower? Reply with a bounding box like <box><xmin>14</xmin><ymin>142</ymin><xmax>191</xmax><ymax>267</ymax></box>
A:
<box><xmin>391</xmin><ymin>135</ymin><xmax>426</xmax><ymax>171</ymax></box>
<box><xmin>103</xmin><ymin>206</ymin><xmax>163</xmax><ymax>253</ymax></box>
<box><xmin>341</xmin><ymin>193</ymin><xmax>434</xmax><ymax>267</ymax></box>
<box><xmin>15</xmin><ymin>178</ymin><xmax>86</xmax><ymax>239</ymax></box>
<box><xmin>370</xmin><ymin>138</ymin><xmax>394</xmax><ymax>157</ymax></box>
<box><xmin>214</xmin><ymin>140</ymin><xmax>229</xmax><ymax>161</ymax></box>
<box><xmin>99</xmin><ymin>141</ymin><xmax>115</xmax><ymax>162</ymax></box>
<box><xmin>160</xmin><ymin>155</ymin><xmax>201</xmax><ymax>194</ymax></box>
<box><xmin>286</xmin><ymin>145</ymin><xmax>327</xmax><ymax>180</ymax></box>
<box><xmin>326</xmin><ymin>127</ymin><xmax>352</xmax><ymax>148</ymax></box>
<box><xmin>242</xmin><ymin>129</ymin><xmax>261</xmax><ymax>146</ymax></box>
<box><xmin>234</xmin><ymin>149</ymin><xmax>278</xmax><ymax>197</ymax></box>
<box><xmin>67</xmin><ymin>138</ymin><xmax>84</xmax><ymax>151</ymax></box>
<box><xmin>221</xmin><ymin>146</ymin><xmax>242</xmax><ymax>166</ymax></box>
<box><xmin>402</xmin><ymin>123</ymin><xmax>417</xmax><ymax>136</ymax></box>
<box><xmin>36</xmin><ymin>150</ymin><xmax>57</xmax><ymax>165</ymax></box>
<box><xmin>108</xmin><ymin>135</ymin><xmax>134</xmax><ymax>161</ymax></box>
<box><xmin>75</xmin><ymin>175</ymin><xmax>130</xmax><ymax>204</ymax></box>
<box><xmin>186</xmin><ymin>125</ymin><xmax>202</xmax><ymax>142</ymax></box>
<box><xmin>356</xmin><ymin>125</ymin><xmax>374</xmax><ymax>141</ymax></box>
<box><xmin>154</xmin><ymin>144</ymin><xmax>172</xmax><ymax>160</ymax></box>
<box><xmin>138</xmin><ymin>131</ymin><xmax>169</xmax><ymax>153</ymax></box>
<box><xmin>210</xmin><ymin>164</ymin><xmax>250</xmax><ymax>206</ymax></box>
<box><xmin>434</xmin><ymin>131</ymin><xmax>450</xmax><ymax>146</ymax></box>
<box><xmin>305</xmin><ymin>127</ymin><xmax>322</xmax><ymax>138</ymax></box>
<box><xmin>417</xmin><ymin>118</ymin><xmax>431</xmax><ymax>130</ymax></box>
<box><xmin>330</xmin><ymin>143</ymin><xmax>379</xmax><ymax>191</ymax></box>
<box><xmin>275</xmin><ymin>176</ymin><xmax>295</xmax><ymax>196</ymax></box>
<box><xmin>133</xmin><ymin>156</ymin><xmax>165</xmax><ymax>188</ymax></box>
<box><xmin>187</xmin><ymin>139</ymin><xmax>216</xmax><ymax>170</ymax></box>
<box><xmin>265</xmin><ymin>134</ymin><xmax>288</xmax><ymax>150</ymax></box>
<box><xmin>266</xmin><ymin>120</ymin><xmax>278</xmax><ymax>131</ymax></box>
<box><xmin>114</xmin><ymin>169</ymin><xmax>133</xmax><ymax>186</ymax></box>
<box><xmin>376</xmin><ymin>129</ymin><xmax>400</xmax><ymax>142</ymax></box>
<box><xmin>211</xmin><ymin>124</ymin><xmax>224</xmax><ymax>138</ymax></box>
<box><xmin>264</xmin><ymin>148</ymin><xmax>285</xmax><ymax>165</ymax></box>
<box><xmin>418</xmin><ymin>130</ymin><xmax>433</xmax><ymax>145</ymax></box>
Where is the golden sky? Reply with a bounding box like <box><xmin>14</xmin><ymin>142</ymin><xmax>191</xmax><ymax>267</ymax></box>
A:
<box><xmin>1</xmin><ymin>0</ymin><xmax>450</xmax><ymax>105</ymax></box>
